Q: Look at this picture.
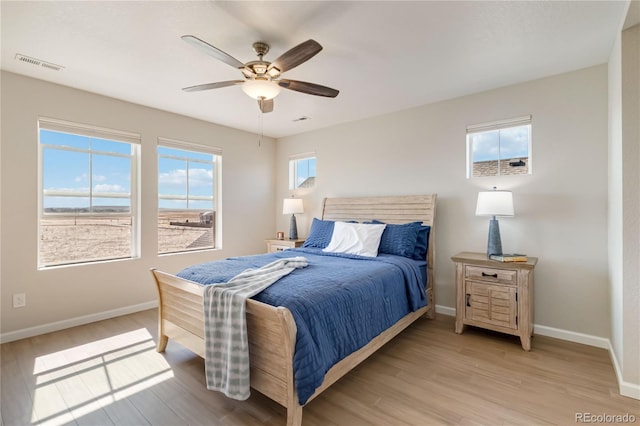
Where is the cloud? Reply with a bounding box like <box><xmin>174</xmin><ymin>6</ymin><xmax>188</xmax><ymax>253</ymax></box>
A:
<box><xmin>472</xmin><ymin>132</ymin><xmax>500</xmax><ymax>161</ymax></box>
<box><xmin>44</xmin><ymin>183</ymin><xmax>127</xmax><ymax>193</ymax></box>
<box><xmin>73</xmin><ymin>173</ymin><xmax>108</xmax><ymax>184</ymax></box>
<box><xmin>94</xmin><ymin>183</ymin><xmax>126</xmax><ymax>192</ymax></box>
<box><xmin>159</xmin><ymin>168</ymin><xmax>213</xmax><ymax>188</ymax></box>
<box><xmin>44</xmin><ymin>187</ymin><xmax>90</xmax><ymax>193</ymax></box>
<box><xmin>499</xmin><ymin>127</ymin><xmax>529</xmax><ymax>158</ymax></box>
<box><xmin>189</xmin><ymin>168</ymin><xmax>214</xmax><ymax>187</ymax></box>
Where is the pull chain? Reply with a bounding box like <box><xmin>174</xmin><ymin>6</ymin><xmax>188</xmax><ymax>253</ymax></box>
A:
<box><xmin>259</xmin><ymin>108</ymin><xmax>263</xmax><ymax>147</ymax></box>
<box><xmin>257</xmin><ymin>99</ymin><xmax>264</xmax><ymax>147</ymax></box>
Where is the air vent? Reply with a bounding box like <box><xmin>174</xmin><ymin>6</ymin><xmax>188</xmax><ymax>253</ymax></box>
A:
<box><xmin>15</xmin><ymin>54</ymin><xmax>64</xmax><ymax>71</ymax></box>
<box><xmin>293</xmin><ymin>116</ymin><xmax>311</xmax><ymax>122</ymax></box>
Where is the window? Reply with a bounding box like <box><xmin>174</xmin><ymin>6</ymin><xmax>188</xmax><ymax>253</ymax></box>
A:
<box><xmin>466</xmin><ymin>116</ymin><xmax>532</xmax><ymax>178</ymax></box>
<box><xmin>38</xmin><ymin>118</ymin><xmax>139</xmax><ymax>268</ymax></box>
<box><xmin>158</xmin><ymin>138</ymin><xmax>221</xmax><ymax>254</ymax></box>
<box><xmin>289</xmin><ymin>153</ymin><xmax>316</xmax><ymax>190</ymax></box>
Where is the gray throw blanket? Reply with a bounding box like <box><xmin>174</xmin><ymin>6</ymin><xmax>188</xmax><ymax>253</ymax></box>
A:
<box><xmin>202</xmin><ymin>256</ymin><xmax>308</xmax><ymax>400</ymax></box>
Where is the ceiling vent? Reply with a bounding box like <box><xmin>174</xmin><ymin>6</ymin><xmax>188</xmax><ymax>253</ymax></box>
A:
<box><xmin>15</xmin><ymin>54</ymin><xmax>64</xmax><ymax>71</ymax></box>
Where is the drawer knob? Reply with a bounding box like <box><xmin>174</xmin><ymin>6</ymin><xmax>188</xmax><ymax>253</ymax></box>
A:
<box><xmin>482</xmin><ymin>272</ymin><xmax>498</xmax><ymax>278</ymax></box>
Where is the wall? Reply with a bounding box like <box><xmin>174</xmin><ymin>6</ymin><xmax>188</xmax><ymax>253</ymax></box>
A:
<box><xmin>608</xmin><ymin>17</ymin><xmax>625</xmax><ymax>379</ymax></box>
<box><xmin>277</xmin><ymin>65</ymin><xmax>610</xmax><ymax>339</ymax></box>
<box><xmin>619</xmin><ymin>22</ymin><xmax>640</xmax><ymax>397</ymax></box>
<box><xmin>0</xmin><ymin>71</ymin><xmax>277</xmax><ymax>338</ymax></box>
<box><xmin>608</xmin><ymin>1</ymin><xmax>640</xmax><ymax>398</ymax></box>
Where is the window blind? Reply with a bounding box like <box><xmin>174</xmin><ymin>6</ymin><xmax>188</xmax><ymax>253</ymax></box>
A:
<box><xmin>466</xmin><ymin>115</ymin><xmax>532</xmax><ymax>134</ymax></box>
<box><xmin>39</xmin><ymin>117</ymin><xmax>141</xmax><ymax>144</ymax></box>
<box><xmin>158</xmin><ymin>136</ymin><xmax>222</xmax><ymax>156</ymax></box>
<box><xmin>289</xmin><ymin>151</ymin><xmax>315</xmax><ymax>161</ymax></box>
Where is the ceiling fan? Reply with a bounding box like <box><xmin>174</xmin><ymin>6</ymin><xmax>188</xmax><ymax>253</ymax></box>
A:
<box><xmin>181</xmin><ymin>35</ymin><xmax>340</xmax><ymax>113</ymax></box>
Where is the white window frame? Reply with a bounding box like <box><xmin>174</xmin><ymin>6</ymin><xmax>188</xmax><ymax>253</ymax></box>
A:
<box><xmin>37</xmin><ymin>117</ymin><xmax>140</xmax><ymax>268</ymax></box>
<box><xmin>289</xmin><ymin>152</ymin><xmax>316</xmax><ymax>190</ymax></box>
<box><xmin>157</xmin><ymin>137</ymin><xmax>222</xmax><ymax>254</ymax></box>
<box><xmin>466</xmin><ymin>115</ymin><xmax>532</xmax><ymax>178</ymax></box>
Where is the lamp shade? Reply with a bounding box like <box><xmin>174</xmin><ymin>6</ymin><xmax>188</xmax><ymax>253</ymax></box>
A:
<box><xmin>475</xmin><ymin>190</ymin><xmax>514</xmax><ymax>217</ymax></box>
<box><xmin>242</xmin><ymin>79</ymin><xmax>281</xmax><ymax>100</ymax></box>
<box><xmin>283</xmin><ymin>198</ymin><xmax>304</xmax><ymax>215</ymax></box>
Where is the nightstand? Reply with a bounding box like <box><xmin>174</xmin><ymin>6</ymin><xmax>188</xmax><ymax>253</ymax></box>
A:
<box><xmin>266</xmin><ymin>238</ymin><xmax>305</xmax><ymax>253</ymax></box>
<box><xmin>451</xmin><ymin>251</ymin><xmax>538</xmax><ymax>350</ymax></box>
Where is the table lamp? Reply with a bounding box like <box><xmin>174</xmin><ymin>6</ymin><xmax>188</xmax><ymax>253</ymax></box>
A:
<box><xmin>475</xmin><ymin>188</ymin><xmax>514</xmax><ymax>256</ymax></box>
<box><xmin>283</xmin><ymin>198</ymin><xmax>304</xmax><ymax>240</ymax></box>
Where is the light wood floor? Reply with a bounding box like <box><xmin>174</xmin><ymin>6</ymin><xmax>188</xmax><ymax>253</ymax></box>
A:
<box><xmin>2</xmin><ymin>310</ymin><xmax>638</xmax><ymax>426</ymax></box>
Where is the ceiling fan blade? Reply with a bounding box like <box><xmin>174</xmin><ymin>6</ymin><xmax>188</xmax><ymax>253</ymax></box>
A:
<box><xmin>182</xmin><ymin>80</ymin><xmax>244</xmax><ymax>92</ymax></box>
<box><xmin>181</xmin><ymin>35</ymin><xmax>255</xmax><ymax>76</ymax></box>
<box><xmin>278</xmin><ymin>79</ymin><xmax>339</xmax><ymax>98</ymax></box>
<box><xmin>268</xmin><ymin>39</ymin><xmax>322</xmax><ymax>74</ymax></box>
<box><xmin>258</xmin><ymin>98</ymin><xmax>274</xmax><ymax>113</ymax></box>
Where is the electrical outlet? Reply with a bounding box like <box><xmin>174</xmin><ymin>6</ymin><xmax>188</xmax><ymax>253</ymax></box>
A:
<box><xmin>13</xmin><ymin>293</ymin><xmax>26</xmax><ymax>308</ymax></box>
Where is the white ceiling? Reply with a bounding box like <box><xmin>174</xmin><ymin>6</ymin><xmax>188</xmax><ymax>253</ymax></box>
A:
<box><xmin>1</xmin><ymin>1</ymin><xmax>630</xmax><ymax>138</ymax></box>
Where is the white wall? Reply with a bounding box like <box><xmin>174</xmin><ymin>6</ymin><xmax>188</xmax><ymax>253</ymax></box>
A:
<box><xmin>0</xmin><ymin>71</ymin><xmax>277</xmax><ymax>337</ymax></box>
<box><xmin>608</xmin><ymin>8</ymin><xmax>640</xmax><ymax>398</ymax></box>
<box><xmin>608</xmin><ymin>18</ymin><xmax>625</xmax><ymax>375</ymax></box>
<box><xmin>277</xmin><ymin>65</ymin><xmax>610</xmax><ymax>339</ymax></box>
<box><xmin>619</xmin><ymin>22</ymin><xmax>640</xmax><ymax>397</ymax></box>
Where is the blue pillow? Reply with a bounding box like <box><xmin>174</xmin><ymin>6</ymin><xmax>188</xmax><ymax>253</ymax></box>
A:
<box><xmin>412</xmin><ymin>225</ymin><xmax>431</xmax><ymax>260</ymax></box>
<box><xmin>368</xmin><ymin>220</ymin><xmax>422</xmax><ymax>258</ymax></box>
<box><xmin>302</xmin><ymin>218</ymin><xmax>335</xmax><ymax>248</ymax></box>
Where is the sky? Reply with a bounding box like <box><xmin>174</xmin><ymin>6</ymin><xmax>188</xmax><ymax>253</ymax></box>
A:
<box><xmin>295</xmin><ymin>157</ymin><xmax>316</xmax><ymax>187</ymax></box>
<box><xmin>41</xmin><ymin>130</ymin><xmax>214</xmax><ymax>210</ymax></box>
<box><xmin>158</xmin><ymin>146</ymin><xmax>214</xmax><ymax>210</ymax></box>
<box><xmin>470</xmin><ymin>125</ymin><xmax>530</xmax><ymax>162</ymax></box>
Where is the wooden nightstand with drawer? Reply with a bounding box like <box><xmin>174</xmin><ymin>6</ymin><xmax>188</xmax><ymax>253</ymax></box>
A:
<box><xmin>266</xmin><ymin>238</ymin><xmax>305</xmax><ymax>253</ymax></box>
<box><xmin>451</xmin><ymin>251</ymin><xmax>538</xmax><ymax>350</ymax></box>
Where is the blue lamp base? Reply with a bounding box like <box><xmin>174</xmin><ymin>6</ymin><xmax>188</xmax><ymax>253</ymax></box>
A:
<box><xmin>487</xmin><ymin>218</ymin><xmax>503</xmax><ymax>256</ymax></box>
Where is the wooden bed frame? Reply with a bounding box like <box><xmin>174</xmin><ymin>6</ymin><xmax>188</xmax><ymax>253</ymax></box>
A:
<box><xmin>150</xmin><ymin>194</ymin><xmax>437</xmax><ymax>426</ymax></box>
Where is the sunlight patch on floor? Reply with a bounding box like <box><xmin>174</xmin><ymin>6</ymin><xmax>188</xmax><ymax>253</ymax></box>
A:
<box><xmin>31</xmin><ymin>328</ymin><xmax>173</xmax><ymax>425</ymax></box>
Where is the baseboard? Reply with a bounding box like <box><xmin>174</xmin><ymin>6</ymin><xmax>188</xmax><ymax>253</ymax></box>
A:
<box><xmin>435</xmin><ymin>304</ymin><xmax>456</xmax><ymax>317</ymax></box>
<box><xmin>533</xmin><ymin>324</ymin><xmax>610</xmax><ymax>349</ymax></box>
<box><xmin>0</xmin><ymin>300</ymin><xmax>158</xmax><ymax>344</ymax></box>
<box><xmin>436</xmin><ymin>306</ymin><xmax>611</xmax><ymax>350</ymax></box>
<box><xmin>608</xmin><ymin>341</ymin><xmax>640</xmax><ymax>400</ymax></box>
<box><xmin>619</xmin><ymin>380</ymin><xmax>640</xmax><ymax>400</ymax></box>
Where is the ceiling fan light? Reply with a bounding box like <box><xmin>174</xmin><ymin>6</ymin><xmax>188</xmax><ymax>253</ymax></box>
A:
<box><xmin>242</xmin><ymin>79</ymin><xmax>281</xmax><ymax>100</ymax></box>
<box><xmin>267</xmin><ymin>67</ymin><xmax>280</xmax><ymax>78</ymax></box>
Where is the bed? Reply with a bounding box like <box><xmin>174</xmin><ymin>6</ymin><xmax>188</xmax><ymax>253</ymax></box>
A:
<box><xmin>150</xmin><ymin>194</ymin><xmax>437</xmax><ymax>426</ymax></box>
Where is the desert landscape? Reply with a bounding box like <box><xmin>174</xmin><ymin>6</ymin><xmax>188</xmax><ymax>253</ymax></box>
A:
<box><xmin>40</xmin><ymin>210</ymin><xmax>214</xmax><ymax>266</ymax></box>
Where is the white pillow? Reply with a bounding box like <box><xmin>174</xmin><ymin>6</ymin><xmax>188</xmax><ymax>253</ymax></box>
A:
<box><xmin>323</xmin><ymin>222</ymin><xmax>386</xmax><ymax>257</ymax></box>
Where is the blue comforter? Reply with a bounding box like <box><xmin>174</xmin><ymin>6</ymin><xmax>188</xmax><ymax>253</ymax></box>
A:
<box><xmin>177</xmin><ymin>247</ymin><xmax>427</xmax><ymax>405</ymax></box>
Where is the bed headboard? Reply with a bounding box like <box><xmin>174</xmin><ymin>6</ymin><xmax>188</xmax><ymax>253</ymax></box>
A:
<box><xmin>321</xmin><ymin>194</ymin><xmax>437</xmax><ymax>316</ymax></box>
